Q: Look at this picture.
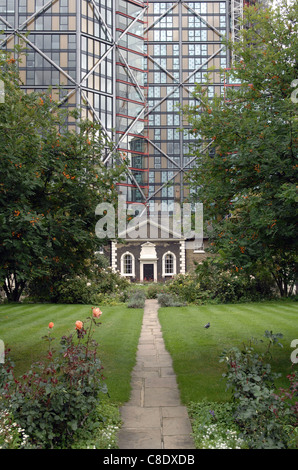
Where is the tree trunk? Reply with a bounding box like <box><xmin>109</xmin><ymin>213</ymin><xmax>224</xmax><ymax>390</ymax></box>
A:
<box><xmin>271</xmin><ymin>271</ymin><xmax>293</xmax><ymax>297</ymax></box>
<box><xmin>3</xmin><ymin>274</ymin><xmax>26</xmax><ymax>302</ymax></box>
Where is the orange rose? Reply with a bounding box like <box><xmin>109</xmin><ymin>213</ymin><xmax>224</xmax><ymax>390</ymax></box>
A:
<box><xmin>92</xmin><ymin>307</ymin><xmax>102</xmax><ymax>318</ymax></box>
<box><xmin>48</xmin><ymin>322</ymin><xmax>54</xmax><ymax>329</ymax></box>
<box><xmin>75</xmin><ymin>321</ymin><xmax>83</xmax><ymax>330</ymax></box>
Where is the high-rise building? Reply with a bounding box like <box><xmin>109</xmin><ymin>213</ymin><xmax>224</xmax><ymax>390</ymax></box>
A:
<box><xmin>0</xmin><ymin>0</ymin><xmax>149</xmax><ymax>207</ymax></box>
<box><xmin>0</xmin><ymin>0</ymin><xmax>245</xmax><ymax>281</ymax></box>
<box><xmin>146</xmin><ymin>0</ymin><xmax>230</xmax><ymax>214</ymax></box>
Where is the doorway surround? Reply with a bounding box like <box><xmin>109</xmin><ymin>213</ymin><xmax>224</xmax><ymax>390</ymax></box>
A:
<box><xmin>139</xmin><ymin>242</ymin><xmax>158</xmax><ymax>282</ymax></box>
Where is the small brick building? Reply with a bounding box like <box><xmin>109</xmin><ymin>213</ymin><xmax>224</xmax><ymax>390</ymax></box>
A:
<box><xmin>104</xmin><ymin>219</ymin><xmax>208</xmax><ymax>282</ymax></box>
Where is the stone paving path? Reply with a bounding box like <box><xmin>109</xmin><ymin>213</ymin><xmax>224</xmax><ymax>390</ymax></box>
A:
<box><xmin>117</xmin><ymin>299</ymin><xmax>195</xmax><ymax>449</ymax></box>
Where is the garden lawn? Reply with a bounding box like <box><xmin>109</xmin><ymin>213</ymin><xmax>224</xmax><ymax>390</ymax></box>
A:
<box><xmin>158</xmin><ymin>300</ymin><xmax>298</xmax><ymax>404</ymax></box>
<box><xmin>0</xmin><ymin>303</ymin><xmax>143</xmax><ymax>404</ymax></box>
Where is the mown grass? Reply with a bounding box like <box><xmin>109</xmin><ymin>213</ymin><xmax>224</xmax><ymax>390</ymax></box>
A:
<box><xmin>1</xmin><ymin>299</ymin><xmax>297</xmax><ymax>406</ymax></box>
<box><xmin>0</xmin><ymin>303</ymin><xmax>144</xmax><ymax>404</ymax></box>
<box><xmin>158</xmin><ymin>300</ymin><xmax>298</xmax><ymax>404</ymax></box>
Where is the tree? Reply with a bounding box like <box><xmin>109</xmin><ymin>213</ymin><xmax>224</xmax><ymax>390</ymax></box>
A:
<box><xmin>184</xmin><ymin>1</ymin><xmax>298</xmax><ymax>296</ymax></box>
<box><xmin>0</xmin><ymin>52</ymin><xmax>125</xmax><ymax>301</ymax></box>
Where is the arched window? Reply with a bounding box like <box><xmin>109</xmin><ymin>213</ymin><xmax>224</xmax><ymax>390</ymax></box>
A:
<box><xmin>121</xmin><ymin>252</ymin><xmax>135</xmax><ymax>277</ymax></box>
<box><xmin>162</xmin><ymin>252</ymin><xmax>176</xmax><ymax>277</ymax></box>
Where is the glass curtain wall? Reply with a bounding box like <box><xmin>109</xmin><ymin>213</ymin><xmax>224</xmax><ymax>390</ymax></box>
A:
<box><xmin>146</xmin><ymin>0</ymin><xmax>230</xmax><ymax>214</ymax></box>
<box><xmin>0</xmin><ymin>0</ymin><xmax>231</xmax><ymax>213</ymax></box>
<box><xmin>0</xmin><ymin>0</ymin><xmax>115</xmax><ymax>133</ymax></box>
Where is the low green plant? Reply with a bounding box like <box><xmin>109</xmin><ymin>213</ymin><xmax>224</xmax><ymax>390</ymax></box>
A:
<box><xmin>127</xmin><ymin>289</ymin><xmax>146</xmax><ymax>308</ymax></box>
<box><xmin>0</xmin><ymin>409</ymin><xmax>32</xmax><ymax>449</ymax></box>
<box><xmin>146</xmin><ymin>283</ymin><xmax>168</xmax><ymax>299</ymax></box>
<box><xmin>275</xmin><ymin>371</ymin><xmax>298</xmax><ymax>449</ymax></box>
<box><xmin>94</xmin><ymin>292</ymin><xmax>127</xmax><ymax>306</ymax></box>
<box><xmin>71</xmin><ymin>400</ymin><xmax>121</xmax><ymax>449</ymax></box>
<box><xmin>188</xmin><ymin>400</ymin><xmax>245</xmax><ymax>449</ymax></box>
<box><xmin>157</xmin><ymin>292</ymin><xmax>185</xmax><ymax>307</ymax></box>
<box><xmin>0</xmin><ymin>307</ymin><xmax>108</xmax><ymax>449</ymax></box>
<box><xmin>220</xmin><ymin>331</ymin><xmax>294</xmax><ymax>449</ymax></box>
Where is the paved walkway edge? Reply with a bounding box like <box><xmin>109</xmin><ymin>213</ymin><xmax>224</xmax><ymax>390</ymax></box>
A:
<box><xmin>117</xmin><ymin>299</ymin><xmax>195</xmax><ymax>450</ymax></box>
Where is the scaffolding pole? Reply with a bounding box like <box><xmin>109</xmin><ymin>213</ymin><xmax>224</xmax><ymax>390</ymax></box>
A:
<box><xmin>230</xmin><ymin>0</ymin><xmax>244</xmax><ymax>63</ymax></box>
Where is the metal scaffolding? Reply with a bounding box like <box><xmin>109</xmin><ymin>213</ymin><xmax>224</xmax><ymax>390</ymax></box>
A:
<box><xmin>230</xmin><ymin>0</ymin><xmax>244</xmax><ymax>62</ymax></box>
<box><xmin>0</xmin><ymin>1</ymin><xmax>245</xmax><ymax>213</ymax></box>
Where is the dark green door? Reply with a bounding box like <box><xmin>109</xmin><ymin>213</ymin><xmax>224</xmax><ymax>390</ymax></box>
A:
<box><xmin>143</xmin><ymin>264</ymin><xmax>154</xmax><ymax>281</ymax></box>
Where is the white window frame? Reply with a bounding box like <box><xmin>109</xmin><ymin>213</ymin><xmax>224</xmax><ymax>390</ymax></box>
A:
<box><xmin>162</xmin><ymin>251</ymin><xmax>176</xmax><ymax>277</ymax></box>
<box><xmin>120</xmin><ymin>252</ymin><xmax>135</xmax><ymax>277</ymax></box>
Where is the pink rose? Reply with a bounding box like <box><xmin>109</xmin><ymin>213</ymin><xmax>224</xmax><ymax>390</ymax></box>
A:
<box><xmin>75</xmin><ymin>321</ymin><xmax>83</xmax><ymax>330</ymax></box>
<box><xmin>92</xmin><ymin>307</ymin><xmax>102</xmax><ymax>318</ymax></box>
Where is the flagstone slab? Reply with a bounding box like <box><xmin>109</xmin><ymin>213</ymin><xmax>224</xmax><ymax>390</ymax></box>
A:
<box><xmin>120</xmin><ymin>406</ymin><xmax>161</xmax><ymax>428</ymax></box>
<box><xmin>160</xmin><ymin>367</ymin><xmax>176</xmax><ymax>377</ymax></box>
<box><xmin>163</xmin><ymin>417</ymin><xmax>193</xmax><ymax>436</ymax></box>
<box><xmin>145</xmin><ymin>376</ymin><xmax>177</xmax><ymax>388</ymax></box>
<box><xmin>118</xmin><ymin>429</ymin><xmax>162</xmax><ymax>449</ymax></box>
<box><xmin>161</xmin><ymin>406</ymin><xmax>190</xmax><ymax>419</ymax></box>
<box><xmin>163</xmin><ymin>435</ymin><xmax>195</xmax><ymax>450</ymax></box>
<box><xmin>144</xmin><ymin>387</ymin><xmax>180</xmax><ymax>407</ymax></box>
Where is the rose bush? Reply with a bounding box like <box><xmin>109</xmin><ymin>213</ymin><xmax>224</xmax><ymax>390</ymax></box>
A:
<box><xmin>0</xmin><ymin>308</ymin><xmax>108</xmax><ymax>449</ymax></box>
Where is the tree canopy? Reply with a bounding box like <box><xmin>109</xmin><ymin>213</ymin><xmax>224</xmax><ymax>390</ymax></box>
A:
<box><xmin>0</xmin><ymin>51</ymin><xmax>124</xmax><ymax>301</ymax></box>
<box><xmin>184</xmin><ymin>1</ymin><xmax>298</xmax><ymax>296</ymax></box>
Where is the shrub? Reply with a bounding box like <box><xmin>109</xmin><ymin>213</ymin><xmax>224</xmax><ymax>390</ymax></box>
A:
<box><xmin>127</xmin><ymin>289</ymin><xmax>146</xmax><ymax>308</ymax></box>
<box><xmin>55</xmin><ymin>276</ymin><xmax>98</xmax><ymax>304</ymax></box>
<box><xmin>220</xmin><ymin>331</ymin><xmax>293</xmax><ymax>449</ymax></box>
<box><xmin>166</xmin><ymin>262</ymin><xmax>276</xmax><ymax>305</ymax></box>
<box><xmin>28</xmin><ymin>267</ymin><xmax>130</xmax><ymax>305</ymax></box>
<box><xmin>167</xmin><ymin>272</ymin><xmax>213</xmax><ymax>304</ymax></box>
<box><xmin>94</xmin><ymin>292</ymin><xmax>128</xmax><ymax>306</ymax></box>
<box><xmin>146</xmin><ymin>283</ymin><xmax>169</xmax><ymax>299</ymax></box>
<box><xmin>0</xmin><ymin>308</ymin><xmax>108</xmax><ymax>449</ymax></box>
<box><xmin>157</xmin><ymin>292</ymin><xmax>186</xmax><ymax>307</ymax></box>
<box><xmin>196</xmin><ymin>258</ymin><xmax>276</xmax><ymax>303</ymax></box>
<box><xmin>95</xmin><ymin>267</ymin><xmax>130</xmax><ymax>296</ymax></box>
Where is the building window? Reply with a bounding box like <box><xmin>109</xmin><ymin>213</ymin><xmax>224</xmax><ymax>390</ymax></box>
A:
<box><xmin>162</xmin><ymin>251</ymin><xmax>176</xmax><ymax>277</ymax></box>
<box><xmin>121</xmin><ymin>252</ymin><xmax>135</xmax><ymax>277</ymax></box>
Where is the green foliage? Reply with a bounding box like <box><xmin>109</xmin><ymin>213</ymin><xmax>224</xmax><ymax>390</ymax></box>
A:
<box><xmin>146</xmin><ymin>283</ymin><xmax>169</xmax><ymax>299</ymax></box>
<box><xmin>219</xmin><ymin>331</ymin><xmax>296</xmax><ymax>449</ymax></box>
<box><xmin>188</xmin><ymin>400</ymin><xmax>245</xmax><ymax>449</ymax></box>
<box><xmin>0</xmin><ymin>51</ymin><xmax>125</xmax><ymax>302</ymax></box>
<box><xmin>71</xmin><ymin>400</ymin><xmax>121</xmax><ymax>449</ymax></box>
<box><xmin>167</xmin><ymin>272</ymin><xmax>212</xmax><ymax>304</ymax></box>
<box><xmin>0</xmin><ymin>312</ymin><xmax>108</xmax><ymax>448</ymax></box>
<box><xmin>157</xmin><ymin>292</ymin><xmax>186</xmax><ymax>307</ymax></box>
<box><xmin>165</xmin><ymin>260</ymin><xmax>275</xmax><ymax>305</ymax></box>
<box><xmin>275</xmin><ymin>371</ymin><xmax>298</xmax><ymax>449</ymax></box>
<box><xmin>28</xmin><ymin>267</ymin><xmax>130</xmax><ymax>305</ymax></box>
<box><xmin>95</xmin><ymin>267</ymin><xmax>130</xmax><ymax>297</ymax></box>
<box><xmin>184</xmin><ymin>2</ymin><xmax>298</xmax><ymax>296</ymax></box>
<box><xmin>127</xmin><ymin>289</ymin><xmax>146</xmax><ymax>308</ymax></box>
<box><xmin>0</xmin><ymin>409</ymin><xmax>32</xmax><ymax>449</ymax></box>
<box><xmin>195</xmin><ymin>258</ymin><xmax>275</xmax><ymax>303</ymax></box>
<box><xmin>28</xmin><ymin>275</ymin><xmax>97</xmax><ymax>304</ymax></box>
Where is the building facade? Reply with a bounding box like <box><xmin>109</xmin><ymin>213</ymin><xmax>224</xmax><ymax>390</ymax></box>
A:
<box><xmin>0</xmin><ymin>0</ymin><xmax>244</xmax><ymax>281</ymax></box>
